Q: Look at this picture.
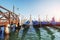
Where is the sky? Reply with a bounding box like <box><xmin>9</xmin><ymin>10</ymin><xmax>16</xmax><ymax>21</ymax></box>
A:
<box><xmin>0</xmin><ymin>0</ymin><xmax>60</xmax><ymax>21</ymax></box>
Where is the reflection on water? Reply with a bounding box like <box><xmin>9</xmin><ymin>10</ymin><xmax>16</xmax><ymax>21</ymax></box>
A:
<box><xmin>4</xmin><ymin>35</ymin><xmax>9</xmax><ymax>40</ymax></box>
<box><xmin>21</xmin><ymin>27</ymin><xmax>29</xmax><ymax>40</ymax></box>
<box><xmin>1</xmin><ymin>26</ymin><xmax>60</xmax><ymax>40</ymax></box>
<box><xmin>9</xmin><ymin>29</ymin><xmax>20</xmax><ymax>40</ymax></box>
<box><xmin>33</xmin><ymin>27</ymin><xmax>41</xmax><ymax>40</ymax></box>
<box><xmin>0</xmin><ymin>27</ymin><xmax>4</xmax><ymax>40</ymax></box>
<box><xmin>43</xmin><ymin>26</ymin><xmax>55</xmax><ymax>40</ymax></box>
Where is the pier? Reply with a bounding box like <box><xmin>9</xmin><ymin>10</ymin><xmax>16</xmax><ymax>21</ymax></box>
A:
<box><xmin>0</xmin><ymin>6</ymin><xmax>20</xmax><ymax>34</ymax></box>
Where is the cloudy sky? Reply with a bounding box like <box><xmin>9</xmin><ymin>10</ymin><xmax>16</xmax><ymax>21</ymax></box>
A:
<box><xmin>0</xmin><ymin>0</ymin><xmax>60</xmax><ymax>21</ymax></box>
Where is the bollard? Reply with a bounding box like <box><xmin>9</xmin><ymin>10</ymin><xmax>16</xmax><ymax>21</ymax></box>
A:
<box><xmin>5</xmin><ymin>24</ymin><xmax>10</xmax><ymax>35</ymax></box>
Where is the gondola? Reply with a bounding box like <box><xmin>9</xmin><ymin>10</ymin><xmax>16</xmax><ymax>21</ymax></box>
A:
<box><xmin>32</xmin><ymin>21</ymin><xmax>40</xmax><ymax>28</ymax></box>
<box><xmin>22</xmin><ymin>21</ymin><xmax>30</xmax><ymax>28</ymax></box>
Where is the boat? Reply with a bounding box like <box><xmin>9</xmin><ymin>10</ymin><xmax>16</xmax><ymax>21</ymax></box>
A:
<box><xmin>22</xmin><ymin>20</ymin><xmax>30</xmax><ymax>28</ymax></box>
<box><xmin>32</xmin><ymin>21</ymin><xmax>40</xmax><ymax>28</ymax></box>
<box><xmin>41</xmin><ymin>21</ymin><xmax>50</xmax><ymax>26</ymax></box>
<box><xmin>33</xmin><ymin>20</ymin><xmax>51</xmax><ymax>27</ymax></box>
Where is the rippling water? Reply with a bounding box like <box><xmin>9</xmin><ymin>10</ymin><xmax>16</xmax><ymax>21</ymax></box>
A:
<box><xmin>0</xmin><ymin>26</ymin><xmax>60</xmax><ymax>40</ymax></box>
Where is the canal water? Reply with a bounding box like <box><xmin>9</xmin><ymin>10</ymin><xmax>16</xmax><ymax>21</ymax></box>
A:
<box><xmin>0</xmin><ymin>26</ymin><xmax>60</xmax><ymax>40</ymax></box>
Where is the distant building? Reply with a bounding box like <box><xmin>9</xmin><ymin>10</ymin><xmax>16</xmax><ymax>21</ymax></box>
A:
<box><xmin>51</xmin><ymin>17</ymin><xmax>56</xmax><ymax>25</ymax></box>
<box><xmin>51</xmin><ymin>17</ymin><xmax>55</xmax><ymax>22</ymax></box>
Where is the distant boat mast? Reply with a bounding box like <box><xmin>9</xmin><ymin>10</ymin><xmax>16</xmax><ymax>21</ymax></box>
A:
<box><xmin>12</xmin><ymin>5</ymin><xmax>15</xmax><ymax>22</ymax></box>
<box><xmin>13</xmin><ymin>5</ymin><xmax>14</xmax><ymax>14</ymax></box>
<box><xmin>30</xmin><ymin>14</ymin><xmax>32</xmax><ymax>25</ymax></box>
<box><xmin>38</xmin><ymin>15</ymin><xmax>40</xmax><ymax>22</ymax></box>
<box><xmin>46</xmin><ymin>15</ymin><xmax>48</xmax><ymax>22</ymax></box>
<box><xmin>38</xmin><ymin>15</ymin><xmax>41</xmax><ymax>26</ymax></box>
